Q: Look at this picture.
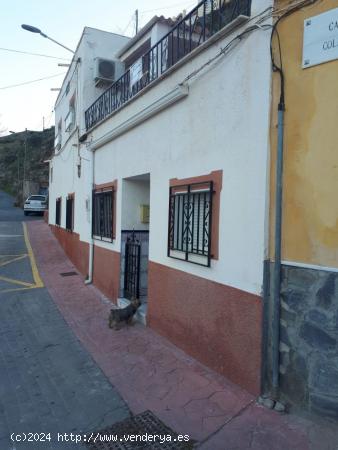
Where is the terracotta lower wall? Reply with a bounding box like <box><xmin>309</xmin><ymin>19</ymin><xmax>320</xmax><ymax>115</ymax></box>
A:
<box><xmin>50</xmin><ymin>225</ymin><xmax>89</xmax><ymax>277</ymax></box>
<box><xmin>50</xmin><ymin>225</ymin><xmax>262</xmax><ymax>393</ymax></box>
<box><xmin>50</xmin><ymin>226</ymin><xmax>120</xmax><ymax>302</ymax></box>
<box><xmin>148</xmin><ymin>261</ymin><xmax>262</xmax><ymax>395</ymax></box>
<box><xmin>93</xmin><ymin>244</ymin><xmax>120</xmax><ymax>303</ymax></box>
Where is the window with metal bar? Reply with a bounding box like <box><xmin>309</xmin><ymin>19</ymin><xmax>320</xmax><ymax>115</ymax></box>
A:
<box><xmin>92</xmin><ymin>189</ymin><xmax>114</xmax><ymax>241</ymax></box>
<box><xmin>66</xmin><ymin>195</ymin><xmax>74</xmax><ymax>231</ymax></box>
<box><xmin>55</xmin><ymin>197</ymin><xmax>61</xmax><ymax>226</ymax></box>
<box><xmin>168</xmin><ymin>181</ymin><xmax>213</xmax><ymax>267</ymax></box>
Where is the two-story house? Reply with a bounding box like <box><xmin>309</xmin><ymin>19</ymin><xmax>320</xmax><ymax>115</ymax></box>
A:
<box><xmin>49</xmin><ymin>0</ymin><xmax>273</xmax><ymax>397</ymax></box>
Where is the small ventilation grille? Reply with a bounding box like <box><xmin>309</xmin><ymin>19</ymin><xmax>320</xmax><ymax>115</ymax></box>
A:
<box><xmin>86</xmin><ymin>410</ymin><xmax>196</xmax><ymax>449</ymax></box>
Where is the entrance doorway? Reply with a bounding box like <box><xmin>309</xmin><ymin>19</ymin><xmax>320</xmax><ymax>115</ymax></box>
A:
<box><xmin>124</xmin><ymin>231</ymin><xmax>141</xmax><ymax>300</ymax></box>
<box><xmin>119</xmin><ymin>174</ymin><xmax>150</xmax><ymax>323</ymax></box>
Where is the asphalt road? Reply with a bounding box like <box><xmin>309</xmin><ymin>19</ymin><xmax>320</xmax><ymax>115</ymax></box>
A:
<box><xmin>0</xmin><ymin>191</ymin><xmax>129</xmax><ymax>449</ymax></box>
<box><xmin>0</xmin><ymin>191</ymin><xmax>43</xmax><ymax>222</ymax></box>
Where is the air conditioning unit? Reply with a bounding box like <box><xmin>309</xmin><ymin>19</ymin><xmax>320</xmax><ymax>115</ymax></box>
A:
<box><xmin>94</xmin><ymin>58</ymin><xmax>125</xmax><ymax>87</ymax></box>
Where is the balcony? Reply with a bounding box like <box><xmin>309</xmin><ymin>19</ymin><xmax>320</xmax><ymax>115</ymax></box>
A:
<box><xmin>85</xmin><ymin>0</ymin><xmax>251</xmax><ymax>131</ymax></box>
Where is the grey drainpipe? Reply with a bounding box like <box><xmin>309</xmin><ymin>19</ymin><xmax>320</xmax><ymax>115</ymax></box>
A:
<box><xmin>85</xmin><ymin>145</ymin><xmax>95</xmax><ymax>285</ymax></box>
<box><xmin>271</xmin><ymin>100</ymin><xmax>285</xmax><ymax>397</ymax></box>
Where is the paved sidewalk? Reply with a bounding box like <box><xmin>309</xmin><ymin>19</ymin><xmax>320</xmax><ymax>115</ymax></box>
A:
<box><xmin>27</xmin><ymin>221</ymin><xmax>338</xmax><ymax>449</ymax></box>
<box><xmin>0</xmin><ymin>221</ymin><xmax>129</xmax><ymax>450</ymax></box>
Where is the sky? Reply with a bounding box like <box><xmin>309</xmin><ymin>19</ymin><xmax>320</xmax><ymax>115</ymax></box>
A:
<box><xmin>0</xmin><ymin>0</ymin><xmax>196</xmax><ymax>134</ymax></box>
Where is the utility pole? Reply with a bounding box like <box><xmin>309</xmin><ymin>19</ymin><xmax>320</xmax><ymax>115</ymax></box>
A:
<box><xmin>22</xmin><ymin>128</ymin><xmax>27</xmax><ymax>202</ymax></box>
<box><xmin>135</xmin><ymin>9</ymin><xmax>139</xmax><ymax>35</ymax></box>
<box><xmin>9</xmin><ymin>130</ymin><xmax>21</xmax><ymax>203</ymax></box>
<box><xmin>17</xmin><ymin>156</ymin><xmax>20</xmax><ymax>189</ymax></box>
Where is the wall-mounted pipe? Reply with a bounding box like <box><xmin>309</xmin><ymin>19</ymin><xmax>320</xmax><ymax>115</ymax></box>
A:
<box><xmin>271</xmin><ymin>102</ymin><xmax>285</xmax><ymax>396</ymax></box>
<box><xmin>85</xmin><ymin>144</ymin><xmax>95</xmax><ymax>285</ymax></box>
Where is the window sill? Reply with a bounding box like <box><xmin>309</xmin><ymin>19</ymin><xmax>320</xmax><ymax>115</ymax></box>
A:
<box><xmin>92</xmin><ymin>235</ymin><xmax>114</xmax><ymax>243</ymax></box>
<box><xmin>168</xmin><ymin>249</ymin><xmax>210</xmax><ymax>267</ymax></box>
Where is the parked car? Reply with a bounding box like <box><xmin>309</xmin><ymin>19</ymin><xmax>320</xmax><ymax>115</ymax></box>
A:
<box><xmin>24</xmin><ymin>195</ymin><xmax>48</xmax><ymax>216</ymax></box>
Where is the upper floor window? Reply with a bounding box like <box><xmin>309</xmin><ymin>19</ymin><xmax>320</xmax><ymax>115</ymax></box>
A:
<box><xmin>65</xmin><ymin>94</ymin><xmax>76</xmax><ymax>132</ymax></box>
<box><xmin>55</xmin><ymin>121</ymin><xmax>62</xmax><ymax>152</ymax></box>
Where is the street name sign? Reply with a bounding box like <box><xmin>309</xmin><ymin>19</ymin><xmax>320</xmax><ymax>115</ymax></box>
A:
<box><xmin>303</xmin><ymin>7</ymin><xmax>338</xmax><ymax>68</ymax></box>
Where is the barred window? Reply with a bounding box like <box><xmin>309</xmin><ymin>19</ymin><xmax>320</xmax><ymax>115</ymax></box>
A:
<box><xmin>168</xmin><ymin>181</ymin><xmax>213</xmax><ymax>267</ymax></box>
<box><xmin>66</xmin><ymin>195</ymin><xmax>74</xmax><ymax>231</ymax></box>
<box><xmin>92</xmin><ymin>188</ymin><xmax>114</xmax><ymax>241</ymax></box>
<box><xmin>55</xmin><ymin>197</ymin><xmax>61</xmax><ymax>226</ymax></box>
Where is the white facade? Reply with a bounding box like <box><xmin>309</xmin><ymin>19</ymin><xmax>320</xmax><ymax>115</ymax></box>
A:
<box><xmin>50</xmin><ymin>1</ymin><xmax>272</xmax><ymax>296</ymax></box>
<box><xmin>50</xmin><ymin>27</ymin><xmax>130</xmax><ymax>229</ymax></box>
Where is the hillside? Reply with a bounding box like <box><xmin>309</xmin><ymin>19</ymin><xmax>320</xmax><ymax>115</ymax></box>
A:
<box><xmin>0</xmin><ymin>127</ymin><xmax>54</xmax><ymax>204</ymax></box>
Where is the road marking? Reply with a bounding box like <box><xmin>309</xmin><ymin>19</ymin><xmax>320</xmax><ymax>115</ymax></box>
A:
<box><xmin>0</xmin><ymin>254</ymin><xmax>28</xmax><ymax>257</ymax></box>
<box><xmin>0</xmin><ymin>287</ymin><xmax>36</xmax><ymax>294</ymax></box>
<box><xmin>0</xmin><ymin>275</ymin><xmax>34</xmax><ymax>287</ymax></box>
<box><xmin>22</xmin><ymin>222</ymin><xmax>44</xmax><ymax>288</ymax></box>
<box><xmin>0</xmin><ymin>254</ymin><xmax>27</xmax><ymax>268</ymax></box>
<box><xmin>0</xmin><ymin>234</ymin><xmax>24</xmax><ymax>237</ymax></box>
<box><xmin>0</xmin><ymin>287</ymin><xmax>34</xmax><ymax>294</ymax></box>
<box><xmin>0</xmin><ymin>224</ymin><xmax>44</xmax><ymax>294</ymax></box>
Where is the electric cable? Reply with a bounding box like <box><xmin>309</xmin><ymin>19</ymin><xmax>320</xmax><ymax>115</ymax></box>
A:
<box><xmin>121</xmin><ymin>14</ymin><xmax>136</xmax><ymax>35</ymax></box>
<box><xmin>54</xmin><ymin>58</ymin><xmax>81</xmax><ymax>108</ymax></box>
<box><xmin>0</xmin><ymin>47</ymin><xmax>71</xmax><ymax>61</ymax></box>
<box><xmin>270</xmin><ymin>0</ymin><xmax>318</xmax><ymax>109</ymax></box>
<box><xmin>140</xmin><ymin>1</ymin><xmax>195</xmax><ymax>14</ymax></box>
<box><xmin>0</xmin><ymin>72</ymin><xmax>66</xmax><ymax>90</ymax></box>
<box><xmin>181</xmin><ymin>16</ymin><xmax>273</xmax><ymax>85</ymax></box>
<box><xmin>75</xmin><ymin>0</ymin><xmax>318</xmax><ymax>151</ymax></box>
<box><xmin>88</xmin><ymin>6</ymin><xmax>273</xmax><ymax>148</ymax></box>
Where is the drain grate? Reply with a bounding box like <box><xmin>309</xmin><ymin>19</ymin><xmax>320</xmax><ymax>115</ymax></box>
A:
<box><xmin>60</xmin><ymin>271</ymin><xmax>78</xmax><ymax>277</ymax></box>
<box><xmin>86</xmin><ymin>410</ymin><xmax>196</xmax><ymax>449</ymax></box>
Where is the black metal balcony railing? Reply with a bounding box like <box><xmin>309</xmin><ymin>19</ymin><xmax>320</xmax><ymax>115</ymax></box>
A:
<box><xmin>85</xmin><ymin>0</ymin><xmax>251</xmax><ymax>131</ymax></box>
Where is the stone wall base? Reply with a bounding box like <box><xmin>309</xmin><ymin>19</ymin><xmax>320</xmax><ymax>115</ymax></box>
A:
<box><xmin>264</xmin><ymin>262</ymin><xmax>338</xmax><ymax>419</ymax></box>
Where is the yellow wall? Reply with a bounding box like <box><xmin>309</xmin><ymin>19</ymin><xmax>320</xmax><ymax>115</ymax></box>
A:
<box><xmin>270</xmin><ymin>0</ymin><xmax>338</xmax><ymax>268</ymax></box>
